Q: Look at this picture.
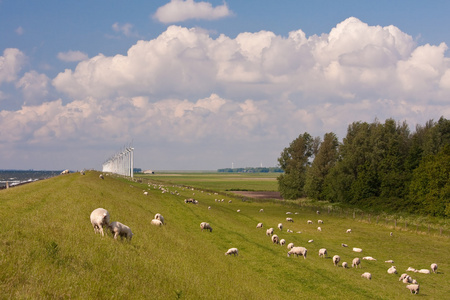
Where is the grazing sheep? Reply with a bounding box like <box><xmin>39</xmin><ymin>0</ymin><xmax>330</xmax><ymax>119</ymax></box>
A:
<box><xmin>256</xmin><ymin>222</ymin><xmax>263</xmax><ymax>228</ymax></box>
<box><xmin>361</xmin><ymin>272</ymin><xmax>372</xmax><ymax>280</ymax></box>
<box><xmin>90</xmin><ymin>208</ymin><xmax>110</xmax><ymax>237</ymax></box>
<box><xmin>353</xmin><ymin>247</ymin><xmax>363</xmax><ymax>253</ymax></box>
<box><xmin>415</xmin><ymin>269</ymin><xmax>430</xmax><ymax>274</ymax></box>
<box><xmin>143</xmin><ymin>191</ymin><xmax>148</xmax><ymax>195</ymax></box>
<box><xmin>280</xmin><ymin>239</ymin><xmax>286</xmax><ymax>246</ymax></box>
<box><xmin>341</xmin><ymin>243</ymin><xmax>348</xmax><ymax>247</ymax></box>
<box><xmin>431</xmin><ymin>263</ymin><xmax>438</xmax><ymax>273</ymax></box>
<box><xmin>317</xmin><ymin>227</ymin><xmax>322</xmax><ymax>232</ymax></box>
<box><xmin>318</xmin><ymin>248</ymin><xmax>327</xmax><ymax>258</ymax></box>
<box><xmin>266</xmin><ymin>228</ymin><xmax>274</xmax><ymax>236</ymax></box>
<box><xmin>225</xmin><ymin>248</ymin><xmax>238</xmax><ymax>256</ymax></box>
<box><xmin>342</xmin><ymin>262</ymin><xmax>348</xmax><ymax>268</ymax></box>
<box><xmin>346</xmin><ymin>229</ymin><xmax>352</xmax><ymax>233</ymax></box>
<box><xmin>228</xmin><ymin>200</ymin><xmax>232</xmax><ymax>203</ymax></box>
<box><xmin>60</xmin><ymin>169</ymin><xmax>69</xmax><ymax>175</ymax></box>
<box><xmin>333</xmin><ymin>255</ymin><xmax>340</xmax><ymax>266</ymax></box>
<box><xmin>154</xmin><ymin>213</ymin><xmax>165</xmax><ymax>224</ymax></box>
<box><xmin>272</xmin><ymin>234</ymin><xmax>279</xmax><ymax>244</ymax></box>
<box><xmin>287</xmin><ymin>247</ymin><xmax>307</xmax><ymax>259</ymax></box>
<box><xmin>406</xmin><ymin>284</ymin><xmax>419</xmax><ymax>294</ymax></box>
<box><xmin>151</xmin><ymin>219</ymin><xmax>163</xmax><ymax>226</ymax></box>
<box><xmin>108</xmin><ymin>221</ymin><xmax>133</xmax><ymax>240</ymax></box>
<box><xmin>316</xmin><ymin>210</ymin><xmax>320</xmax><ymax>214</ymax></box>
<box><xmin>399</xmin><ymin>273</ymin><xmax>409</xmax><ymax>281</ymax></box>
<box><xmin>236</xmin><ymin>209</ymin><xmax>240</xmax><ymax>213</ymax></box>
<box><xmin>308</xmin><ymin>239</ymin><xmax>314</xmax><ymax>243</ymax></box>
<box><xmin>318</xmin><ymin>220</ymin><xmax>323</xmax><ymax>224</ymax></box>
<box><xmin>287</xmin><ymin>243</ymin><xmax>295</xmax><ymax>250</ymax></box>
<box><xmin>352</xmin><ymin>258</ymin><xmax>361</xmax><ymax>268</ymax></box>
<box><xmin>403</xmin><ymin>276</ymin><xmax>413</xmax><ymax>284</ymax></box>
<box><xmin>278</xmin><ymin>223</ymin><xmax>283</xmax><ymax>231</ymax></box>
<box><xmin>200</xmin><ymin>222</ymin><xmax>213</xmax><ymax>232</ymax></box>
<box><xmin>385</xmin><ymin>260</ymin><xmax>395</xmax><ymax>263</ymax></box>
<box><xmin>287</xmin><ymin>229</ymin><xmax>293</xmax><ymax>233</ymax></box>
<box><xmin>363</xmin><ymin>256</ymin><xmax>376</xmax><ymax>261</ymax></box>
<box><xmin>307</xmin><ymin>220</ymin><xmax>313</xmax><ymax>224</ymax></box>
<box><xmin>286</xmin><ymin>212</ymin><xmax>292</xmax><ymax>214</ymax></box>
<box><xmin>406</xmin><ymin>267</ymin><xmax>417</xmax><ymax>272</ymax></box>
<box><xmin>286</xmin><ymin>217</ymin><xmax>294</xmax><ymax>222</ymax></box>
<box><xmin>387</xmin><ymin>266</ymin><xmax>398</xmax><ymax>274</ymax></box>
<box><xmin>259</xmin><ymin>209</ymin><xmax>264</xmax><ymax>212</ymax></box>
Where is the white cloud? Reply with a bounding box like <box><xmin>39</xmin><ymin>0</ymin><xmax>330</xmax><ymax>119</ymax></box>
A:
<box><xmin>153</xmin><ymin>0</ymin><xmax>232</xmax><ymax>23</ymax></box>
<box><xmin>112</xmin><ymin>22</ymin><xmax>139</xmax><ymax>37</ymax></box>
<box><xmin>2</xmin><ymin>17</ymin><xmax>450</xmax><ymax>170</ymax></box>
<box><xmin>15</xmin><ymin>71</ymin><xmax>50</xmax><ymax>105</ymax></box>
<box><xmin>0</xmin><ymin>48</ymin><xmax>26</xmax><ymax>84</ymax></box>
<box><xmin>57</xmin><ymin>50</ymin><xmax>89</xmax><ymax>62</ymax></box>
<box><xmin>15</xmin><ymin>26</ymin><xmax>24</xmax><ymax>35</ymax></box>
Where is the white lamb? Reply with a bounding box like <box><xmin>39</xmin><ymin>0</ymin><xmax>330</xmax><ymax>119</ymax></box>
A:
<box><xmin>278</xmin><ymin>223</ymin><xmax>283</xmax><ymax>231</ymax></box>
<box><xmin>333</xmin><ymin>255</ymin><xmax>340</xmax><ymax>266</ymax></box>
<box><xmin>406</xmin><ymin>284</ymin><xmax>419</xmax><ymax>294</ymax></box>
<box><xmin>287</xmin><ymin>247</ymin><xmax>307</xmax><ymax>259</ymax></box>
<box><xmin>353</xmin><ymin>247</ymin><xmax>363</xmax><ymax>253</ymax></box>
<box><xmin>286</xmin><ymin>217</ymin><xmax>294</xmax><ymax>222</ymax></box>
<box><xmin>352</xmin><ymin>258</ymin><xmax>361</xmax><ymax>268</ymax></box>
<box><xmin>256</xmin><ymin>222</ymin><xmax>263</xmax><ymax>228</ymax></box>
<box><xmin>154</xmin><ymin>213</ymin><xmax>165</xmax><ymax>224</ymax></box>
<box><xmin>280</xmin><ymin>239</ymin><xmax>286</xmax><ymax>246</ymax></box>
<box><xmin>151</xmin><ymin>219</ymin><xmax>163</xmax><ymax>226</ymax></box>
<box><xmin>225</xmin><ymin>248</ymin><xmax>238</xmax><ymax>256</ymax></box>
<box><xmin>272</xmin><ymin>234</ymin><xmax>279</xmax><ymax>244</ymax></box>
<box><xmin>342</xmin><ymin>262</ymin><xmax>348</xmax><ymax>268</ymax></box>
<box><xmin>318</xmin><ymin>248</ymin><xmax>327</xmax><ymax>258</ymax></box>
<box><xmin>431</xmin><ymin>263</ymin><xmax>438</xmax><ymax>273</ymax></box>
<box><xmin>308</xmin><ymin>239</ymin><xmax>314</xmax><ymax>243</ymax></box>
<box><xmin>346</xmin><ymin>229</ymin><xmax>352</xmax><ymax>233</ymax></box>
<box><xmin>361</xmin><ymin>272</ymin><xmax>372</xmax><ymax>280</ymax></box>
<box><xmin>307</xmin><ymin>220</ymin><xmax>313</xmax><ymax>224</ymax></box>
<box><xmin>387</xmin><ymin>266</ymin><xmax>397</xmax><ymax>274</ymax></box>
<box><xmin>266</xmin><ymin>228</ymin><xmax>274</xmax><ymax>236</ymax></box>
<box><xmin>200</xmin><ymin>222</ymin><xmax>213</xmax><ymax>232</ymax></box>
<box><xmin>385</xmin><ymin>260</ymin><xmax>394</xmax><ymax>263</ymax></box>
<box><xmin>317</xmin><ymin>227</ymin><xmax>322</xmax><ymax>232</ymax></box>
<box><xmin>415</xmin><ymin>269</ymin><xmax>430</xmax><ymax>274</ymax></box>
<box><xmin>362</xmin><ymin>256</ymin><xmax>376</xmax><ymax>261</ymax></box>
<box><xmin>341</xmin><ymin>243</ymin><xmax>348</xmax><ymax>247</ymax></box>
<box><xmin>259</xmin><ymin>209</ymin><xmax>264</xmax><ymax>212</ymax></box>
<box><xmin>108</xmin><ymin>221</ymin><xmax>133</xmax><ymax>240</ymax></box>
<box><xmin>406</xmin><ymin>267</ymin><xmax>416</xmax><ymax>272</ymax></box>
<box><xmin>399</xmin><ymin>273</ymin><xmax>409</xmax><ymax>282</ymax></box>
<box><xmin>287</xmin><ymin>243</ymin><xmax>295</xmax><ymax>250</ymax></box>
<box><xmin>318</xmin><ymin>220</ymin><xmax>323</xmax><ymax>224</ymax></box>
<box><xmin>90</xmin><ymin>208</ymin><xmax>110</xmax><ymax>237</ymax></box>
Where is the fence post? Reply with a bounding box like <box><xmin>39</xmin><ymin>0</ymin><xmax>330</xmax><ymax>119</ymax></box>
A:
<box><xmin>394</xmin><ymin>219</ymin><xmax>397</xmax><ymax>228</ymax></box>
<box><xmin>368</xmin><ymin>214</ymin><xmax>371</xmax><ymax>223</ymax></box>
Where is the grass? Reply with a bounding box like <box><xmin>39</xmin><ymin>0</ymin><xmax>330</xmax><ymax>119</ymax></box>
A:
<box><xmin>0</xmin><ymin>171</ymin><xmax>449</xmax><ymax>299</ymax></box>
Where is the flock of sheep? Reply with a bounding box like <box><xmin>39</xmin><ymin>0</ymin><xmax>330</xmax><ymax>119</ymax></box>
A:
<box><xmin>91</xmin><ymin>177</ymin><xmax>440</xmax><ymax>296</ymax></box>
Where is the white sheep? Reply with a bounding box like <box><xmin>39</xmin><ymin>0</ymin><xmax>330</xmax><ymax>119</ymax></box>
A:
<box><xmin>108</xmin><ymin>221</ymin><xmax>133</xmax><ymax>240</ymax></box>
<box><xmin>362</xmin><ymin>256</ymin><xmax>376</xmax><ymax>261</ymax></box>
<box><xmin>256</xmin><ymin>222</ymin><xmax>263</xmax><ymax>228</ymax></box>
<box><xmin>272</xmin><ymin>234</ymin><xmax>279</xmax><ymax>244</ymax></box>
<box><xmin>236</xmin><ymin>209</ymin><xmax>240</xmax><ymax>213</ymax></box>
<box><xmin>278</xmin><ymin>223</ymin><xmax>283</xmax><ymax>231</ymax></box>
<box><xmin>406</xmin><ymin>267</ymin><xmax>417</xmax><ymax>272</ymax></box>
<box><xmin>286</xmin><ymin>217</ymin><xmax>294</xmax><ymax>222</ymax></box>
<box><xmin>333</xmin><ymin>255</ymin><xmax>340</xmax><ymax>266</ymax></box>
<box><xmin>154</xmin><ymin>213</ymin><xmax>165</xmax><ymax>224</ymax></box>
<box><xmin>415</xmin><ymin>269</ymin><xmax>430</xmax><ymax>274</ymax></box>
<box><xmin>200</xmin><ymin>222</ymin><xmax>213</xmax><ymax>232</ymax></box>
<box><xmin>287</xmin><ymin>229</ymin><xmax>293</xmax><ymax>233</ymax></box>
<box><xmin>403</xmin><ymin>276</ymin><xmax>413</xmax><ymax>284</ymax></box>
<box><xmin>308</xmin><ymin>239</ymin><xmax>314</xmax><ymax>243</ymax></box>
<box><xmin>352</xmin><ymin>258</ymin><xmax>361</xmax><ymax>268</ymax></box>
<box><xmin>307</xmin><ymin>220</ymin><xmax>313</xmax><ymax>224</ymax></box>
<box><xmin>406</xmin><ymin>284</ymin><xmax>419</xmax><ymax>294</ymax></box>
<box><xmin>99</xmin><ymin>174</ymin><xmax>104</xmax><ymax>179</ymax></box>
<box><xmin>286</xmin><ymin>212</ymin><xmax>292</xmax><ymax>214</ymax></box>
<box><xmin>266</xmin><ymin>228</ymin><xmax>274</xmax><ymax>236</ymax></box>
<box><xmin>259</xmin><ymin>209</ymin><xmax>264</xmax><ymax>212</ymax></box>
<box><xmin>318</xmin><ymin>220</ymin><xmax>323</xmax><ymax>224</ymax></box>
<box><xmin>280</xmin><ymin>239</ymin><xmax>286</xmax><ymax>246</ymax></box>
<box><xmin>346</xmin><ymin>229</ymin><xmax>352</xmax><ymax>233</ymax></box>
<box><xmin>287</xmin><ymin>243</ymin><xmax>295</xmax><ymax>250</ymax></box>
<box><xmin>151</xmin><ymin>219</ymin><xmax>163</xmax><ymax>226</ymax></box>
<box><xmin>342</xmin><ymin>262</ymin><xmax>348</xmax><ymax>268</ymax></box>
<box><xmin>341</xmin><ymin>243</ymin><xmax>348</xmax><ymax>247</ymax></box>
<box><xmin>361</xmin><ymin>272</ymin><xmax>372</xmax><ymax>280</ymax></box>
<box><xmin>287</xmin><ymin>247</ymin><xmax>307</xmax><ymax>259</ymax></box>
<box><xmin>387</xmin><ymin>266</ymin><xmax>397</xmax><ymax>274</ymax></box>
<box><xmin>399</xmin><ymin>273</ymin><xmax>409</xmax><ymax>282</ymax></box>
<box><xmin>353</xmin><ymin>247</ymin><xmax>363</xmax><ymax>253</ymax></box>
<box><xmin>318</xmin><ymin>248</ymin><xmax>327</xmax><ymax>258</ymax></box>
<box><xmin>317</xmin><ymin>227</ymin><xmax>322</xmax><ymax>232</ymax></box>
<box><xmin>225</xmin><ymin>248</ymin><xmax>238</xmax><ymax>256</ymax></box>
<box><xmin>90</xmin><ymin>208</ymin><xmax>110</xmax><ymax>237</ymax></box>
<box><xmin>431</xmin><ymin>263</ymin><xmax>438</xmax><ymax>273</ymax></box>
<box><xmin>385</xmin><ymin>260</ymin><xmax>394</xmax><ymax>263</ymax></box>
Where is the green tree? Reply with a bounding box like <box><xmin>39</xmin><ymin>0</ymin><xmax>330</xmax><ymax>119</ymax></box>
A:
<box><xmin>305</xmin><ymin>132</ymin><xmax>339</xmax><ymax>200</ymax></box>
<box><xmin>277</xmin><ymin>132</ymin><xmax>314</xmax><ymax>199</ymax></box>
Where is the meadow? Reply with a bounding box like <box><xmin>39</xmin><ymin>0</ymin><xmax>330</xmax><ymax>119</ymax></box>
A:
<box><xmin>0</xmin><ymin>171</ymin><xmax>448</xmax><ymax>299</ymax></box>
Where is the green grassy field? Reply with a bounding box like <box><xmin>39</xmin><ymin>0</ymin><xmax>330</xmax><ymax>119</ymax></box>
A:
<box><xmin>0</xmin><ymin>171</ymin><xmax>448</xmax><ymax>299</ymax></box>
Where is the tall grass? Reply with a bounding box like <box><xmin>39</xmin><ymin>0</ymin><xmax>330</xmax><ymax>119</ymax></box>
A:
<box><xmin>0</xmin><ymin>171</ymin><xmax>448</xmax><ymax>299</ymax></box>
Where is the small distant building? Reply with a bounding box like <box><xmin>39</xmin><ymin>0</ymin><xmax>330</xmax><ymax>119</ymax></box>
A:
<box><xmin>143</xmin><ymin>170</ymin><xmax>155</xmax><ymax>174</ymax></box>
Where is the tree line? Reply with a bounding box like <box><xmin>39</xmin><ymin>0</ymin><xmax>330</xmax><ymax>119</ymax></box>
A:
<box><xmin>277</xmin><ymin>117</ymin><xmax>450</xmax><ymax>217</ymax></box>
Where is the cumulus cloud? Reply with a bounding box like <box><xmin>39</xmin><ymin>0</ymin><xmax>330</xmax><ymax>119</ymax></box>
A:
<box><xmin>15</xmin><ymin>71</ymin><xmax>50</xmax><ymax>106</ymax></box>
<box><xmin>57</xmin><ymin>50</ymin><xmax>89</xmax><ymax>62</ymax></box>
<box><xmin>0</xmin><ymin>48</ymin><xmax>26</xmax><ymax>84</ymax></box>
<box><xmin>153</xmin><ymin>0</ymin><xmax>232</xmax><ymax>23</ymax></box>
<box><xmin>2</xmin><ymin>17</ymin><xmax>450</xmax><ymax>169</ymax></box>
<box><xmin>112</xmin><ymin>22</ymin><xmax>139</xmax><ymax>37</ymax></box>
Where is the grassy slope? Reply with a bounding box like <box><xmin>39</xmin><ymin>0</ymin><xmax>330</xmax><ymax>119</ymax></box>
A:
<box><xmin>0</xmin><ymin>171</ymin><xmax>448</xmax><ymax>299</ymax></box>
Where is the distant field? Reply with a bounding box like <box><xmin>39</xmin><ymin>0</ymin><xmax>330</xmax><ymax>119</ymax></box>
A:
<box><xmin>1</xmin><ymin>171</ymin><xmax>448</xmax><ymax>299</ymax></box>
<box><xmin>141</xmin><ymin>172</ymin><xmax>279</xmax><ymax>192</ymax></box>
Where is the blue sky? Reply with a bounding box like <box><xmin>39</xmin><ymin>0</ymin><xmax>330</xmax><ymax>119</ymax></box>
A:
<box><xmin>1</xmin><ymin>0</ymin><xmax>449</xmax><ymax>171</ymax></box>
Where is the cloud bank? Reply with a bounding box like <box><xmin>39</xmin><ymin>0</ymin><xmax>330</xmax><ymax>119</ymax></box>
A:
<box><xmin>1</xmin><ymin>17</ymin><xmax>449</xmax><ymax>170</ymax></box>
<box><xmin>153</xmin><ymin>0</ymin><xmax>232</xmax><ymax>23</ymax></box>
